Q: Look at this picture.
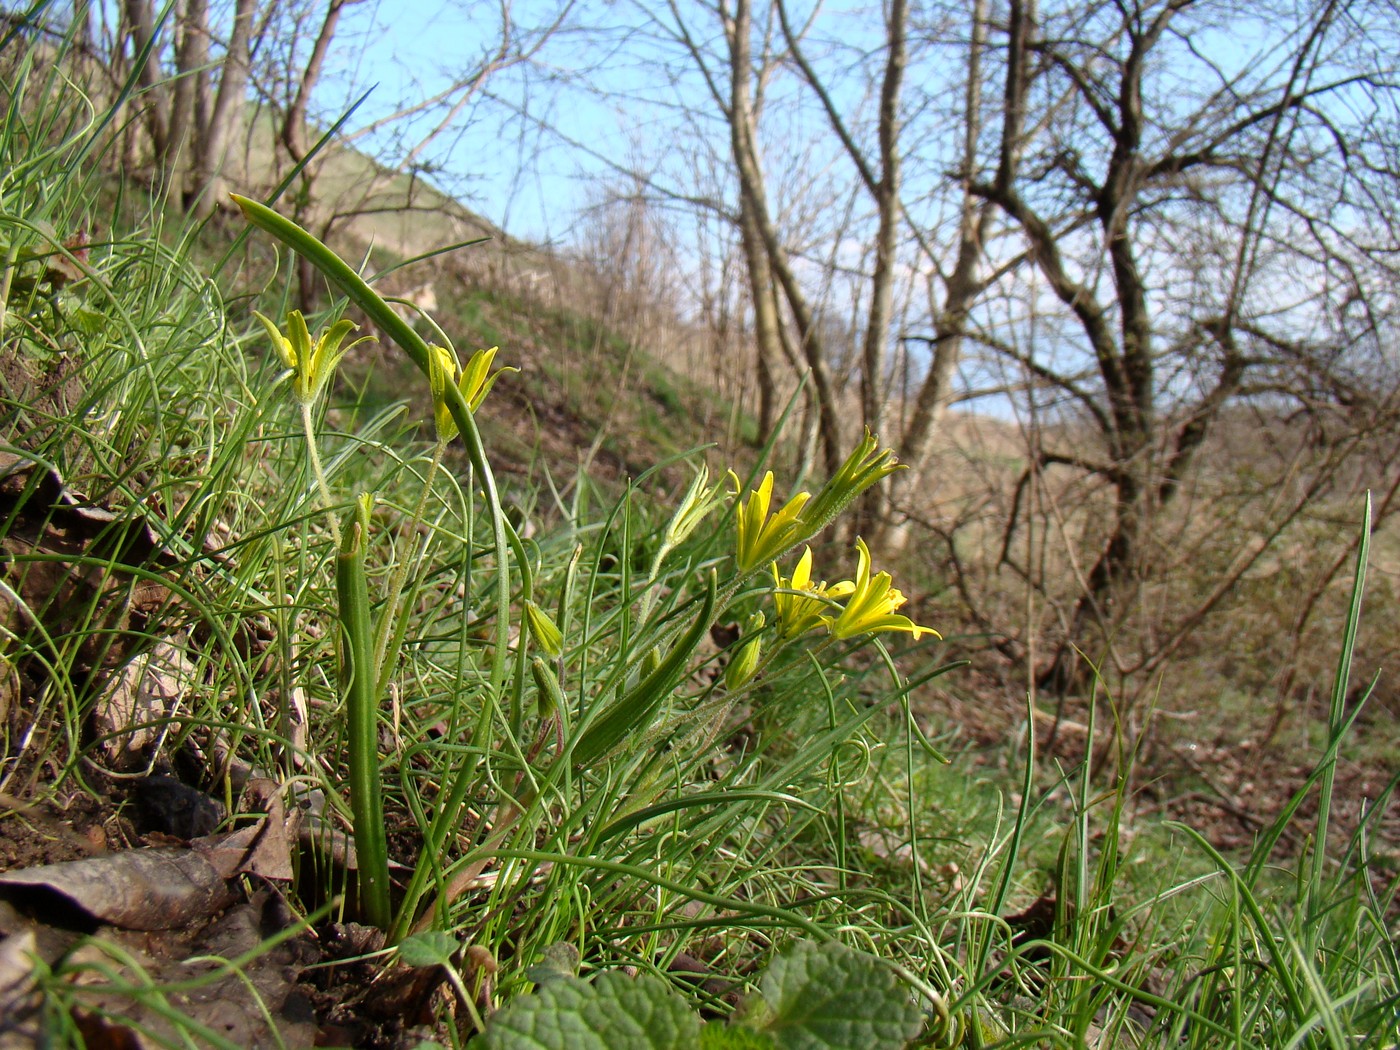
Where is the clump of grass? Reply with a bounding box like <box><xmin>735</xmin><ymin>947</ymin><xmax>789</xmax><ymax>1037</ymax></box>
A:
<box><xmin>862</xmin><ymin>502</ymin><xmax>1397</xmax><ymax>1048</ymax></box>
<box><xmin>235</xmin><ymin>193</ymin><xmax>945</xmax><ymax>957</ymax></box>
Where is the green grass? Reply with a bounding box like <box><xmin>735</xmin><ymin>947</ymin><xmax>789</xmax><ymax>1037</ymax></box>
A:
<box><xmin>1</xmin><ymin>14</ymin><xmax>1396</xmax><ymax>1049</ymax></box>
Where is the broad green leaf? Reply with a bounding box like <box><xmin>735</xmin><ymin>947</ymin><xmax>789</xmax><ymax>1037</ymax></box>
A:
<box><xmin>482</xmin><ymin>972</ymin><xmax>701</xmax><ymax>1050</ymax></box>
<box><xmin>397</xmin><ymin>931</ymin><xmax>458</xmax><ymax>969</ymax></box>
<box><xmin>700</xmin><ymin>1023</ymin><xmax>778</xmax><ymax>1049</ymax></box>
<box><xmin>525</xmin><ymin>942</ymin><xmax>581</xmax><ymax>985</ymax></box>
<box><xmin>754</xmin><ymin>941</ymin><xmax>923</xmax><ymax>1050</ymax></box>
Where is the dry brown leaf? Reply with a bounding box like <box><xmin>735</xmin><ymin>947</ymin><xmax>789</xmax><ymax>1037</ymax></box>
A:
<box><xmin>193</xmin><ymin>781</ymin><xmax>296</xmax><ymax>883</ymax></box>
<box><xmin>92</xmin><ymin>642</ymin><xmax>199</xmax><ymax>770</ymax></box>
<box><xmin>0</xmin><ymin>848</ymin><xmax>236</xmax><ymax>931</ymax></box>
<box><xmin>64</xmin><ymin>897</ymin><xmax>318</xmax><ymax>1050</ymax></box>
<box><xmin>0</xmin><ymin>453</ymin><xmax>177</xmax><ymax>688</ymax></box>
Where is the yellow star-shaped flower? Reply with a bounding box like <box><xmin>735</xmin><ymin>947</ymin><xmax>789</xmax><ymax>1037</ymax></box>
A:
<box><xmin>429</xmin><ymin>344</ymin><xmax>516</xmax><ymax>443</ymax></box>
<box><xmin>824</xmin><ymin>538</ymin><xmax>939</xmax><ymax>641</ymax></box>
<box><xmin>254</xmin><ymin>309</ymin><xmax>370</xmax><ymax>406</ymax></box>
<box><xmin>772</xmin><ymin>547</ymin><xmax>854</xmax><ymax>639</ymax></box>
<box><xmin>731</xmin><ymin>470</ymin><xmax>810</xmax><ymax>574</ymax></box>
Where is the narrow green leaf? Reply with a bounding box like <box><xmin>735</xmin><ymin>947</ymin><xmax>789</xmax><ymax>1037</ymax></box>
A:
<box><xmin>570</xmin><ymin>570</ymin><xmax>717</xmax><ymax>769</ymax></box>
<box><xmin>336</xmin><ymin>495</ymin><xmax>391</xmax><ymax>930</ymax></box>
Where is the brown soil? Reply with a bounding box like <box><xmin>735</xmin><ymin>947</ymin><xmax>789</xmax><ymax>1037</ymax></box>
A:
<box><xmin>920</xmin><ymin>655</ymin><xmax>1400</xmax><ymax>892</ymax></box>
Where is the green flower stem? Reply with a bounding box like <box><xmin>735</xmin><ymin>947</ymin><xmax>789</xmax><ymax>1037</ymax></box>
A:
<box><xmin>336</xmin><ymin>503</ymin><xmax>392</xmax><ymax>930</ymax></box>
<box><xmin>232</xmin><ymin>193</ymin><xmax>516</xmax><ymax>686</ymax></box>
<box><xmin>233</xmin><ymin>195</ymin><xmax>537</xmax><ymax>936</ymax></box>
<box><xmin>299</xmin><ymin>400</ymin><xmax>340</xmax><ymax>546</ymax></box>
<box><xmin>438</xmin><ymin>957</ymin><xmax>487</xmax><ymax>1036</ymax></box>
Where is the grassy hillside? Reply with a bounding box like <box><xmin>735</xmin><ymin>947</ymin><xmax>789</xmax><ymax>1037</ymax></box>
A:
<box><xmin>0</xmin><ymin>22</ymin><xmax>1396</xmax><ymax>1049</ymax></box>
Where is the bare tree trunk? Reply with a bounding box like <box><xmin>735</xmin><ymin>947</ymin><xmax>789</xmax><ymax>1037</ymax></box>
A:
<box><xmin>737</xmin><ymin>195</ymin><xmax>781</xmax><ymax>444</ymax></box>
<box><xmin>775</xmin><ymin>0</ymin><xmax>905</xmax><ymax>522</ymax></box>
<box><xmin>725</xmin><ymin>0</ymin><xmax>780</xmax><ymax>446</ymax></box>
<box><xmin>281</xmin><ymin>0</ymin><xmax>349</xmax><ymax>164</ymax></box>
<box><xmin>859</xmin><ymin>0</ymin><xmax>905</xmax><ymax>446</ymax></box>
<box><xmin>725</xmin><ymin>0</ymin><xmax>843</xmax><ymax>475</ymax></box>
<box><xmin>165</xmin><ymin>0</ymin><xmax>209</xmax><ymax>180</ymax></box>
<box><xmin>279</xmin><ymin>0</ymin><xmax>351</xmax><ymax>311</ymax></box>
<box><xmin>849</xmin><ymin>0</ymin><xmax>905</xmax><ymax>535</ymax></box>
<box><xmin>973</xmin><ymin>0</ymin><xmax>1156</xmax><ymax>693</ymax></box>
<box><xmin>1037</xmin><ymin>472</ymin><xmax>1146</xmax><ymax>694</ymax></box>
<box><xmin>69</xmin><ymin>0</ymin><xmax>98</xmax><ymax>72</ymax></box>
<box><xmin>189</xmin><ymin>0</ymin><xmax>255</xmax><ymax>218</ymax></box>
<box><xmin>881</xmin><ymin>0</ymin><xmax>989</xmax><ymax>550</ymax></box>
<box><xmin>122</xmin><ymin>0</ymin><xmax>170</xmax><ymax>163</ymax></box>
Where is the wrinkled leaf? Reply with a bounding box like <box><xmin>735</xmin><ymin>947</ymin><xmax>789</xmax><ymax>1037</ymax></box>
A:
<box><xmin>224</xmin><ymin>779</ymin><xmax>296</xmax><ymax>882</ymax></box>
<box><xmin>700</xmin><ymin>1022</ymin><xmax>777</xmax><ymax>1049</ymax></box>
<box><xmin>482</xmin><ymin>971</ymin><xmax>701</xmax><ymax>1050</ymax></box>
<box><xmin>524</xmin><ymin>942</ymin><xmax>580</xmax><ymax>985</ymax></box>
<box><xmin>754</xmin><ymin>941</ymin><xmax>923</xmax><ymax>1050</ymax></box>
<box><xmin>0</xmin><ymin>653</ymin><xmax>15</xmax><ymax>731</ymax></box>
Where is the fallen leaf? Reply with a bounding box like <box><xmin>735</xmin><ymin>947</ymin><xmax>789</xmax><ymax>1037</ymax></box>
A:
<box><xmin>193</xmin><ymin>780</ymin><xmax>296</xmax><ymax>883</ymax></box>
<box><xmin>0</xmin><ymin>453</ymin><xmax>177</xmax><ymax>692</ymax></box>
<box><xmin>0</xmin><ymin>848</ymin><xmax>236</xmax><ymax>931</ymax></box>
<box><xmin>92</xmin><ymin>642</ymin><xmax>199</xmax><ymax>770</ymax></box>
<box><xmin>64</xmin><ymin>895</ymin><xmax>319</xmax><ymax>1049</ymax></box>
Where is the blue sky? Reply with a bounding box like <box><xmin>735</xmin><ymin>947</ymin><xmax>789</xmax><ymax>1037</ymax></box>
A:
<box><xmin>318</xmin><ymin>0</ymin><xmax>661</xmax><ymax>245</ymax></box>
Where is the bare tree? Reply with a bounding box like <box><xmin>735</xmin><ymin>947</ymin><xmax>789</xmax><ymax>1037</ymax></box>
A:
<box><xmin>103</xmin><ymin>0</ymin><xmax>262</xmax><ymax>211</ymax></box>
<box><xmin>79</xmin><ymin>0</ymin><xmax>1400</xmax><ymax>710</ymax></box>
<box><xmin>773</xmin><ymin>0</ymin><xmax>907</xmax><ymax>520</ymax></box>
<box><xmin>960</xmin><ymin>0</ymin><xmax>1400</xmax><ymax>691</ymax></box>
<box><xmin>720</xmin><ymin>0</ymin><xmax>845</xmax><ymax>473</ymax></box>
<box><xmin>189</xmin><ymin>0</ymin><xmax>256</xmax><ymax>217</ymax></box>
<box><xmin>883</xmin><ymin>0</ymin><xmax>996</xmax><ymax>549</ymax></box>
<box><xmin>119</xmin><ymin>0</ymin><xmax>171</xmax><ymax>163</ymax></box>
<box><xmin>551</xmin><ymin>0</ymin><xmax>1400</xmax><ymax>705</ymax></box>
<box><xmin>644</xmin><ymin>0</ymin><xmax>996</xmax><ymax>492</ymax></box>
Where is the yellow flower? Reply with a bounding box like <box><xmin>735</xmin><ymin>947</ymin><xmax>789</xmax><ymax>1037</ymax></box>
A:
<box><xmin>772</xmin><ymin>547</ymin><xmax>854</xmax><ymax>639</ymax></box>
<box><xmin>825</xmin><ymin>538</ymin><xmax>939</xmax><ymax>641</ymax></box>
<box><xmin>254</xmin><ymin>309</ymin><xmax>370</xmax><ymax>406</ymax></box>
<box><xmin>429</xmin><ymin>344</ymin><xmax>516</xmax><ymax>443</ymax></box>
<box><xmin>731</xmin><ymin>470</ymin><xmax>810</xmax><ymax>574</ymax></box>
